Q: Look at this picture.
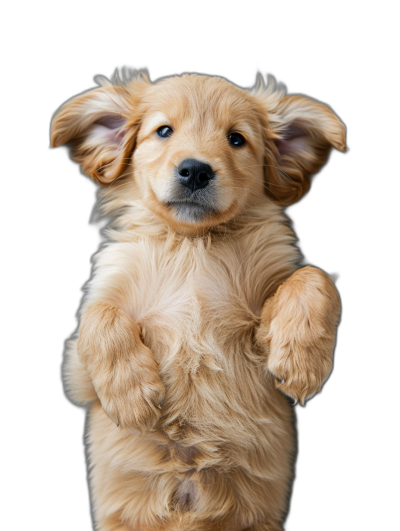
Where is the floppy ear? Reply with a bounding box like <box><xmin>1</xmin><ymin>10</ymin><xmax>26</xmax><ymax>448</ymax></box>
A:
<box><xmin>253</xmin><ymin>75</ymin><xmax>347</xmax><ymax>205</ymax></box>
<box><xmin>51</xmin><ymin>71</ymin><xmax>149</xmax><ymax>184</ymax></box>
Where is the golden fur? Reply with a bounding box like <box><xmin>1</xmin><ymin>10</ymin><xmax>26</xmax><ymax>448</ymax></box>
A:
<box><xmin>51</xmin><ymin>69</ymin><xmax>345</xmax><ymax>531</ymax></box>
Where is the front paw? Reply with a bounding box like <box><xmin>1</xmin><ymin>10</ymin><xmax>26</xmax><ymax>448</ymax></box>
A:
<box><xmin>78</xmin><ymin>302</ymin><xmax>165</xmax><ymax>431</ymax></box>
<box><xmin>256</xmin><ymin>266</ymin><xmax>341</xmax><ymax>404</ymax></box>
<box><xmin>267</xmin><ymin>342</ymin><xmax>333</xmax><ymax>405</ymax></box>
<box><xmin>97</xmin><ymin>345</ymin><xmax>165</xmax><ymax>431</ymax></box>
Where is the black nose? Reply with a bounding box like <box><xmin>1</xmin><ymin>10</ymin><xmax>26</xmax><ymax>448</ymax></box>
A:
<box><xmin>177</xmin><ymin>159</ymin><xmax>215</xmax><ymax>191</ymax></box>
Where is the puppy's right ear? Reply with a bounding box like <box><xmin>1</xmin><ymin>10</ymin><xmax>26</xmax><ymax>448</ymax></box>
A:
<box><xmin>51</xmin><ymin>72</ymin><xmax>149</xmax><ymax>184</ymax></box>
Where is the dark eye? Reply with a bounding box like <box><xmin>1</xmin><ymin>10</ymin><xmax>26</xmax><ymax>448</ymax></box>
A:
<box><xmin>157</xmin><ymin>125</ymin><xmax>173</xmax><ymax>138</ymax></box>
<box><xmin>227</xmin><ymin>132</ymin><xmax>246</xmax><ymax>147</ymax></box>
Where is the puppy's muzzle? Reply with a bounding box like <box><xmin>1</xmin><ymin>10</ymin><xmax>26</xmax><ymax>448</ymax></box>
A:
<box><xmin>177</xmin><ymin>159</ymin><xmax>215</xmax><ymax>192</ymax></box>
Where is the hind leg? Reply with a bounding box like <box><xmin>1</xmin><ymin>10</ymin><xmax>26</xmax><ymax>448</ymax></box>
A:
<box><xmin>86</xmin><ymin>403</ymin><xmax>180</xmax><ymax>531</ymax></box>
<box><xmin>95</xmin><ymin>514</ymin><xmax>177</xmax><ymax>531</ymax></box>
<box><xmin>86</xmin><ymin>402</ymin><xmax>294</xmax><ymax>531</ymax></box>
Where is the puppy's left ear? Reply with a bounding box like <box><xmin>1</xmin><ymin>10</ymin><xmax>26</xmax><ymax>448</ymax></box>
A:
<box><xmin>51</xmin><ymin>71</ymin><xmax>149</xmax><ymax>184</ymax></box>
<box><xmin>254</xmin><ymin>76</ymin><xmax>347</xmax><ymax>205</ymax></box>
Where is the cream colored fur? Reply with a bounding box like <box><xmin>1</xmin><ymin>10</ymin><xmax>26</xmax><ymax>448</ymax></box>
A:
<box><xmin>52</xmin><ymin>70</ymin><xmax>345</xmax><ymax>531</ymax></box>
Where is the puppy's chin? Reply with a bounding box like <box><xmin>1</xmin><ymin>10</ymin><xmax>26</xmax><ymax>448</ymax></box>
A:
<box><xmin>147</xmin><ymin>189</ymin><xmax>239</xmax><ymax>235</ymax></box>
<box><xmin>167</xmin><ymin>202</ymin><xmax>215</xmax><ymax>224</ymax></box>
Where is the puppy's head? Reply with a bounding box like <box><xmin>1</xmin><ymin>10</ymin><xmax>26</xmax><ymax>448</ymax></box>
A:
<box><xmin>51</xmin><ymin>70</ymin><xmax>346</xmax><ymax>234</ymax></box>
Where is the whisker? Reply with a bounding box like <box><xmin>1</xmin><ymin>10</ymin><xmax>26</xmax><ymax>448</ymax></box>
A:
<box><xmin>261</xmin><ymin>187</ymin><xmax>285</xmax><ymax>205</ymax></box>
<box><xmin>227</xmin><ymin>179</ymin><xmax>286</xmax><ymax>204</ymax></box>
<box><xmin>227</xmin><ymin>184</ymin><xmax>286</xmax><ymax>207</ymax></box>
<box><xmin>228</xmin><ymin>163</ymin><xmax>295</xmax><ymax>183</ymax></box>
<box><xmin>220</xmin><ymin>181</ymin><xmax>277</xmax><ymax>207</ymax></box>
<box><xmin>228</xmin><ymin>176</ymin><xmax>294</xmax><ymax>190</ymax></box>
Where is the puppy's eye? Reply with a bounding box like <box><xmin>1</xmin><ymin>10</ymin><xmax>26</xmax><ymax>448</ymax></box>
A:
<box><xmin>157</xmin><ymin>126</ymin><xmax>173</xmax><ymax>138</ymax></box>
<box><xmin>227</xmin><ymin>132</ymin><xmax>246</xmax><ymax>147</ymax></box>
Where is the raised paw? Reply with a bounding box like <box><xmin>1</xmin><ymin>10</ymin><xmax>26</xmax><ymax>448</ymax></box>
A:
<box><xmin>98</xmin><ymin>343</ymin><xmax>165</xmax><ymax>431</ymax></box>
<box><xmin>78</xmin><ymin>302</ymin><xmax>165</xmax><ymax>431</ymax></box>
<box><xmin>256</xmin><ymin>266</ymin><xmax>341</xmax><ymax>404</ymax></box>
<box><xmin>267</xmin><ymin>342</ymin><xmax>333</xmax><ymax>405</ymax></box>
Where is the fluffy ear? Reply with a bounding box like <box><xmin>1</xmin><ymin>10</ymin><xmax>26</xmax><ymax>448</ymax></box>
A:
<box><xmin>253</xmin><ymin>75</ymin><xmax>347</xmax><ymax>205</ymax></box>
<box><xmin>51</xmin><ymin>70</ymin><xmax>149</xmax><ymax>184</ymax></box>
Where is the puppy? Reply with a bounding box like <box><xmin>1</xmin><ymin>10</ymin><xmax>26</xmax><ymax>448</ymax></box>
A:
<box><xmin>51</xmin><ymin>70</ymin><xmax>346</xmax><ymax>531</ymax></box>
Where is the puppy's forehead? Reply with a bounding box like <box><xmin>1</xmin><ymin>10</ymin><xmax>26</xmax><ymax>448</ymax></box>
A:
<box><xmin>144</xmin><ymin>75</ymin><xmax>260</xmax><ymax>128</ymax></box>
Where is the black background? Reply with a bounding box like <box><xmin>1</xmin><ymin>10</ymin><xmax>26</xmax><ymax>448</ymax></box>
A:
<box><xmin>25</xmin><ymin>12</ymin><xmax>391</xmax><ymax>531</ymax></box>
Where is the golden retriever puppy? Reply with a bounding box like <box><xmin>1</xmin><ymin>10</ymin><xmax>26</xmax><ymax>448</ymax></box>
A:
<box><xmin>51</xmin><ymin>69</ymin><xmax>346</xmax><ymax>531</ymax></box>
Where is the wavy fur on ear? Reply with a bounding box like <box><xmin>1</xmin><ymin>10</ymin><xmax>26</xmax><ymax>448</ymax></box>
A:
<box><xmin>253</xmin><ymin>75</ymin><xmax>347</xmax><ymax>205</ymax></box>
<box><xmin>50</xmin><ymin>69</ymin><xmax>150</xmax><ymax>184</ymax></box>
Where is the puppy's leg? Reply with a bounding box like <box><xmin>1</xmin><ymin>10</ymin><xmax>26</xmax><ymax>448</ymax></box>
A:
<box><xmin>78</xmin><ymin>302</ymin><xmax>164</xmax><ymax>431</ymax></box>
<box><xmin>256</xmin><ymin>266</ymin><xmax>341</xmax><ymax>404</ymax></box>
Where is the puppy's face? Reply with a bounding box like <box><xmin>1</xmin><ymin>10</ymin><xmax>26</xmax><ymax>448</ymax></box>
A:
<box><xmin>132</xmin><ymin>76</ymin><xmax>265</xmax><ymax>232</ymax></box>
<box><xmin>51</xmin><ymin>71</ymin><xmax>346</xmax><ymax>234</ymax></box>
